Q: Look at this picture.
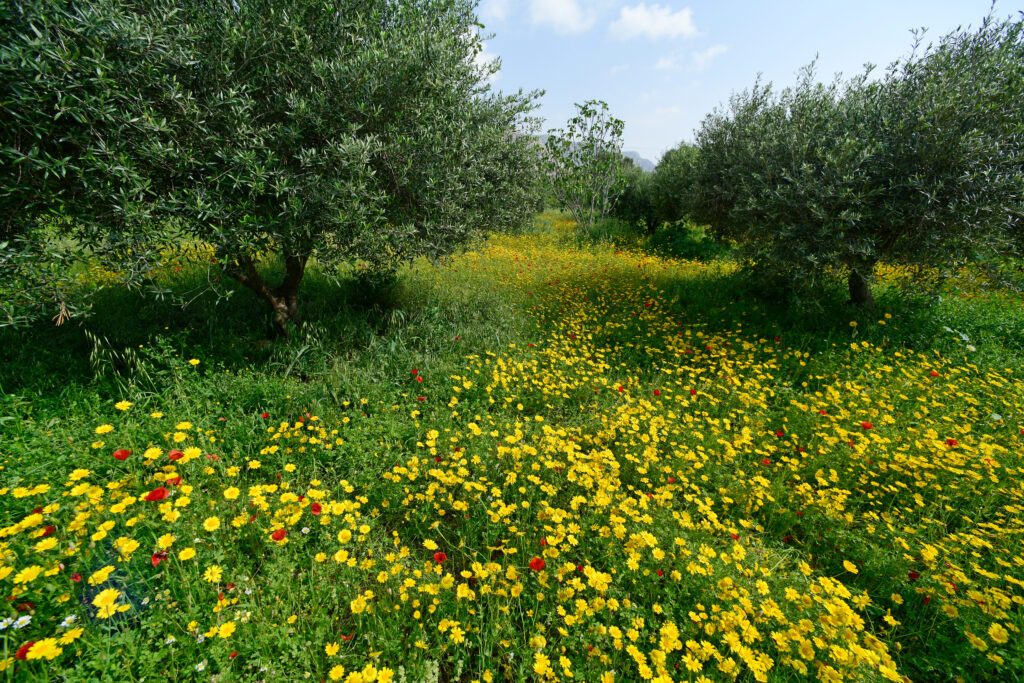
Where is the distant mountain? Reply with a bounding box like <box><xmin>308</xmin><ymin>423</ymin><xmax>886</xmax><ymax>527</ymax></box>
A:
<box><xmin>622</xmin><ymin>150</ymin><xmax>655</xmax><ymax>172</ymax></box>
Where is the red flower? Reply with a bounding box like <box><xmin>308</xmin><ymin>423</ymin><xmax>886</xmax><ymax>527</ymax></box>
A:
<box><xmin>415</xmin><ymin>375</ymin><xmax>424</xmax><ymax>383</ymax></box>
<box><xmin>229</xmin><ymin>651</ymin><xmax>238</xmax><ymax>660</ymax></box>
<box><xmin>310</xmin><ymin>502</ymin><xmax>322</xmax><ymax>516</ymax></box>
<box><xmin>539</xmin><ymin>538</ymin><xmax>547</xmax><ymax>547</ymax></box>
<box><xmin>576</xmin><ymin>564</ymin><xmax>584</xmax><ymax>572</ymax></box>
<box><xmin>112</xmin><ymin>449</ymin><xmax>132</xmax><ymax>461</ymax></box>
<box><xmin>656</xmin><ymin>569</ymin><xmax>664</xmax><ymax>577</ymax></box>
<box><xmin>261</xmin><ymin>412</ymin><xmax>270</xmax><ymax>419</ymax></box>
<box><xmin>145</xmin><ymin>486</ymin><xmax>170</xmax><ymax>502</ymax></box>
<box><xmin>151</xmin><ymin>551</ymin><xmax>168</xmax><ymax>568</ymax></box>
<box><xmin>653</xmin><ymin>389</ymin><xmax>661</xmax><ymax>396</ymax></box>
<box><xmin>761</xmin><ymin>457</ymin><xmax>772</xmax><ymax>466</ymax></box>
<box><xmin>71</xmin><ymin>573</ymin><xmax>82</xmax><ymax>583</ymax></box>
<box><xmin>411</xmin><ymin>368</ymin><xmax>419</xmax><ymax>375</ymax></box>
<box><xmin>945</xmin><ymin>438</ymin><xmax>958</xmax><ymax>447</ymax></box>
<box><xmin>270</xmin><ymin>528</ymin><xmax>287</xmax><ymax>542</ymax></box>
<box><xmin>730</xmin><ymin>533</ymin><xmax>739</xmax><ymax>540</ymax></box>
<box><xmin>617</xmin><ymin>386</ymin><xmax>624</xmax><ymax>393</ymax></box>
<box><xmin>341</xmin><ymin>633</ymin><xmax>354</xmax><ymax>642</ymax></box>
<box><xmin>15</xmin><ymin>641</ymin><xmax>35</xmax><ymax>660</ymax></box>
<box><xmin>168</xmin><ymin>449</ymin><xmax>184</xmax><ymax>461</ymax></box>
<box><xmin>929</xmin><ymin>370</ymin><xmax>939</xmax><ymax>377</ymax></box>
<box><xmin>908</xmin><ymin>570</ymin><xmax>921</xmax><ymax>581</ymax></box>
<box><xmin>860</xmin><ymin>421</ymin><xmax>873</xmax><ymax>430</ymax></box>
<box><xmin>41</xmin><ymin>525</ymin><xmax>56</xmax><ymax>537</ymax></box>
<box><xmin>433</xmin><ymin>552</ymin><xmax>447</xmax><ymax>564</ymax></box>
<box><xmin>689</xmin><ymin>388</ymin><xmax>697</xmax><ymax>396</ymax></box>
<box><xmin>923</xmin><ymin>596</ymin><xmax>932</xmax><ymax>605</ymax></box>
<box><xmin>818</xmin><ymin>409</ymin><xmax>828</xmax><ymax>415</ymax></box>
<box><xmin>166</xmin><ymin>476</ymin><xmax>182</xmax><ymax>487</ymax></box>
<box><xmin>417</xmin><ymin>396</ymin><xmax>426</xmax><ymax>402</ymax></box>
<box><xmin>774</xmin><ymin>429</ymin><xmax>784</xmax><ymax>438</ymax></box>
<box><xmin>667</xmin><ymin>476</ymin><xmax>676</xmax><ymax>484</ymax></box>
<box><xmin>529</xmin><ymin>557</ymin><xmax>546</xmax><ymax>572</ymax></box>
<box><xmin>434</xmin><ymin>456</ymin><xmax>442</xmax><ymax>462</ymax></box>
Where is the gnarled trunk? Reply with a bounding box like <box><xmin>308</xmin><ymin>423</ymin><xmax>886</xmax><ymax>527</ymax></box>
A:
<box><xmin>225</xmin><ymin>251</ymin><xmax>308</xmax><ymax>337</ymax></box>
<box><xmin>847</xmin><ymin>266</ymin><xmax>874</xmax><ymax>307</ymax></box>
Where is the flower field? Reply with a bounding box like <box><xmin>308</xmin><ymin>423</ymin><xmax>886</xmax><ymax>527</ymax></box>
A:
<box><xmin>2</xmin><ymin>218</ymin><xmax>1024</xmax><ymax>681</ymax></box>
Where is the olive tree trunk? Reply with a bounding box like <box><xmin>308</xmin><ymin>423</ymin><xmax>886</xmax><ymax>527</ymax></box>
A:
<box><xmin>225</xmin><ymin>252</ymin><xmax>308</xmax><ymax>337</ymax></box>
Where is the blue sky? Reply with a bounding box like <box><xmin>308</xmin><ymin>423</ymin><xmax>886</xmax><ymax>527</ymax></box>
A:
<box><xmin>477</xmin><ymin>0</ymin><xmax>1024</xmax><ymax>162</ymax></box>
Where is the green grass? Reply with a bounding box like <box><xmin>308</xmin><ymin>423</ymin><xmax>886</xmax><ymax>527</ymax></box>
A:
<box><xmin>2</xmin><ymin>212</ymin><xmax>1024</xmax><ymax>681</ymax></box>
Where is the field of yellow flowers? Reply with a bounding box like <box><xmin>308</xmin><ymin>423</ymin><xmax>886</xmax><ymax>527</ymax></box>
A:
<box><xmin>1</xmin><ymin>216</ymin><xmax>1023</xmax><ymax>681</ymax></box>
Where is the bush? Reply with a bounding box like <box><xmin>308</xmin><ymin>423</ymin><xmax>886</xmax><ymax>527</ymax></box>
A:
<box><xmin>690</xmin><ymin>13</ymin><xmax>1024</xmax><ymax>306</ymax></box>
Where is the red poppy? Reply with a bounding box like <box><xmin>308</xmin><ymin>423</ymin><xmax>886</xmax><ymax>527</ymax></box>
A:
<box><xmin>411</xmin><ymin>368</ymin><xmax>418</xmax><ymax>376</ymax></box>
<box><xmin>15</xmin><ymin>641</ymin><xmax>34</xmax><ymax>660</ymax></box>
<box><xmin>71</xmin><ymin>573</ymin><xmax>82</xmax><ymax>583</ymax></box>
<box><xmin>433</xmin><ymin>552</ymin><xmax>447</xmax><ymax>564</ymax></box>
<box><xmin>14</xmin><ymin>601</ymin><xmax>35</xmax><ymax>613</ymax></box>
<box><xmin>229</xmin><ymin>651</ymin><xmax>238</xmax><ymax>660</ymax></box>
<box><xmin>576</xmin><ymin>564</ymin><xmax>584</xmax><ymax>572</ymax></box>
<box><xmin>818</xmin><ymin>409</ymin><xmax>828</xmax><ymax>415</ymax></box>
<box><xmin>761</xmin><ymin>458</ymin><xmax>772</xmax><ymax>466</ymax></box>
<box><xmin>434</xmin><ymin>456</ymin><xmax>442</xmax><ymax>462</ymax></box>
<box><xmin>656</xmin><ymin>569</ymin><xmax>664</xmax><ymax>577</ymax></box>
<box><xmin>529</xmin><ymin>557</ymin><xmax>546</xmax><ymax>572</ymax></box>
<box><xmin>166</xmin><ymin>476</ymin><xmax>182</xmax><ymax>487</ymax></box>
<box><xmin>617</xmin><ymin>386</ymin><xmax>624</xmax><ymax>392</ymax></box>
<box><xmin>730</xmin><ymin>533</ymin><xmax>739</xmax><ymax>540</ymax></box>
<box><xmin>923</xmin><ymin>596</ymin><xmax>932</xmax><ymax>605</ymax></box>
<box><xmin>539</xmin><ymin>538</ymin><xmax>547</xmax><ymax>547</ymax></box>
<box><xmin>310</xmin><ymin>503</ymin><xmax>322</xmax><ymax>516</ymax></box>
<box><xmin>417</xmin><ymin>396</ymin><xmax>426</xmax><ymax>402</ymax></box>
<box><xmin>667</xmin><ymin>476</ymin><xmax>676</xmax><ymax>484</ymax></box>
<box><xmin>151</xmin><ymin>551</ymin><xmax>168</xmax><ymax>568</ymax></box>
<box><xmin>261</xmin><ymin>412</ymin><xmax>270</xmax><ymax>419</ymax></box>
<box><xmin>860</xmin><ymin>421</ymin><xmax>873</xmax><ymax>430</ymax></box>
<box><xmin>653</xmin><ymin>389</ymin><xmax>661</xmax><ymax>396</ymax></box>
<box><xmin>145</xmin><ymin>486</ymin><xmax>170</xmax><ymax>502</ymax></box>
<box><xmin>415</xmin><ymin>375</ymin><xmax>424</xmax><ymax>383</ymax></box>
<box><xmin>908</xmin><ymin>570</ymin><xmax>921</xmax><ymax>581</ymax></box>
<box><xmin>112</xmin><ymin>449</ymin><xmax>132</xmax><ymax>461</ymax></box>
<box><xmin>270</xmin><ymin>528</ymin><xmax>287</xmax><ymax>542</ymax></box>
<box><xmin>341</xmin><ymin>633</ymin><xmax>355</xmax><ymax>642</ymax></box>
<box><xmin>945</xmin><ymin>438</ymin><xmax>958</xmax><ymax>447</ymax></box>
<box><xmin>690</xmin><ymin>388</ymin><xmax>697</xmax><ymax>396</ymax></box>
<box><xmin>774</xmin><ymin>429</ymin><xmax>784</xmax><ymax>438</ymax></box>
<box><xmin>929</xmin><ymin>370</ymin><xmax>939</xmax><ymax>377</ymax></box>
<box><xmin>168</xmin><ymin>449</ymin><xmax>184</xmax><ymax>461</ymax></box>
<box><xmin>41</xmin><ymin>525</ymin><xmax>56</xmax><ymax>537</ymax></box>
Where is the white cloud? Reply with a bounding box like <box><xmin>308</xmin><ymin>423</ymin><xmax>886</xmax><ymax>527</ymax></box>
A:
<box><xmin>529</xmin><ymin>0</ymin><xmax>596</xmax><ymax>34</ymax></box>
<box><xmin>692</xmin><ymin>44</ymin><xmax>728</xmax><ymax>71</ymax></box>
<box><xmin>655</xmin><ymin>54</ymin><xmax>681</xmax><ymax>70</ymax></box>
<box><xmin>479</xmin><ymin>0</ymin><xmax>512</xmax><ymax>23</ymax></box>
<box><xmin>610</xmin><ymin>3</ymin><xmax>697</xmax><ymax>40</ymax></box>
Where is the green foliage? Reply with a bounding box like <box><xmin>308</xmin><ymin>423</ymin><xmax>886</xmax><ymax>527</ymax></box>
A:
<box><xmin>690</xmin><ymin>13</ymin><xmax>1024</xmax><ymax>306</ymax></box>
<box><xmin>1</xmin><ymin>0</ymin><xmax>543</xmax><ymax>332</ymax></box>
<box><xmin>649</xmin><ymin>143</ymin><xmax>700</xmax><ymax>225</ymax></box>
<box><xmin>610</xmin><ymin>161</ymin><xmax>656</xmax><ymax>233</ymax></box>
<box><xmin>544</xmin><ymin>100</ymin><xmax>628</xmax><ymax>230</ymax></box>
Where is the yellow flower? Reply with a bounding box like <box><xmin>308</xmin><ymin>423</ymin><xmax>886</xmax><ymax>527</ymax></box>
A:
<box><xmin>114</xmin><ymin>401</ymin><xmax>133</xmax><ymax>411</ymax></box>
<box><xmin>188</xmin><ymin>358</ymin><xmax>200</xmax><ymax>366</ymax></box>
<box><xmin>178</xmin><ymin>547</ymin><xmax>196</xmax><ymax>561</ymax></box>
<box><xmin>92</xmin><ymin>588</ymin><xmax>123</xmax><ymax>618</ymax></box>
<box><xmin>13</xmin><ymin>565</ymin><xmax>43</xmax><ymax>584</ymax></box>
<box><xmin>218</xmin><ymin>621</ymin><xmax>236</xmax><ymax>638</ymax></box>
<box><xmin>59</xmin><ymin>628</ymin><xmax>84</xmax><ymax>645</ymax></box>
<box><xmin>95</xmin><ymin>424</ymin><xmax>114</xmax><ymax>435</ymax></box>
<box><xmin>223</xmin><ymin>487</ymin><xmax>240</xmax><ymax>500</ymax></box>
<box><xmin>203</xmin><ymin>565</ymin><xmax>223</xmax><ymax>583</ymax></box>
<box><xmin>377</xmin><ymin>669</ymin><xmax>395</xmax><ymax>683</ymax></box>
<box><xmin>150</xmin><ymin>411</ymin><xmax>164</xmax><ymax>419</ymax></box>
<box><xmin>26</xmin><ymin>638</ymin><xmax>63</xmax><ymax>661</ymax></box>
<box><xmin>329</xmin><ymin>665</ymin><xmax>346</xmax><ymax>681</ymax></box>
<box><xmin>325</xmin><ymin>642</ymin><xmax>340</xmax><ymax>656</ymax></box>
<box><xmin>88</xmin><ymin>565</ymin><xmax>115</xmax><ymax>586</ymax></box>
<box><xmin>842</xmin><ymin>560</ymin><xmax>859</xmax><ymax>574</ymax></box>
<box><xmin>533</xmin><ymin>653</ymin><xmax>551</xmax><ymax>676</ymax></box>
<box><xmin>988</xmin><ymin>623</ymin><xmax>1009</xmax><ymax>645</ymax></box>
<box><xmin>157</xmin><ymin>533</ymin><xmax>175</xmax><ymax>549</ymax></box>
<box><xmin>203</xmin><ymin>516</ymin><xmax>221</xmax><ymax>532</ymax></box>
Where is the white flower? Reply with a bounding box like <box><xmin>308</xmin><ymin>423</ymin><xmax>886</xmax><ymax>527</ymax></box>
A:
<box><xmin>197</xmin><ymin>634</ymin><xmax>206</xmax><ymax>644</ymax></box>
<box><xmin>0</xmin><ymin>617</ymin><xmax>13</xmax><ymax>631</ymax></box>
<box><xmin>301</xmin><ymin>527</ymin><xmax>311</xmax><ymax>534</ymax></box>
<box><xmin>59</xmin><ymin>614</ymin><xmax>78</xmax><ymax>628</ymax></box>
<box><xmin>195</xmin><ymin>660</ymin><xmax>207</xmax><ymax>672</ymax></box>
<box><xmin>14</xmin><ymin>615</ymin><xmax>32</xmax><ymax>629</ymax></box>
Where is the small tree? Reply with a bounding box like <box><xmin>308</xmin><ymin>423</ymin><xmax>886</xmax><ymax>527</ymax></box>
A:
<box><xmin>545</xmin><ymin>100</ymin><xmax>627</xmax><ymax>230</ymax></box>
<box><xmin>1</xmin><ymin>0</ymin><xmax>543</xmax><ymax>333</ymax></box>
<box><xmin>649</xmin><ymin>143</ymin><xmax>699</xmax><ymax>226</ymax></box>
<box><xmin>610</xmin><ymin>159</ymin><xmax>656</xmax><ymax>233</ymax></box>
<box><xmin>691</xmin><ymin>14</ymin><xmax>1024</xmax><ymax>305</ymax></box>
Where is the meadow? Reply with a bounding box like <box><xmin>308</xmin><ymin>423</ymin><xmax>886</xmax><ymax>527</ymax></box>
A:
<box><xmin>2</xmin><ymin>213</ymin><xmax>1024</xmax><ymax>682</ymax></box>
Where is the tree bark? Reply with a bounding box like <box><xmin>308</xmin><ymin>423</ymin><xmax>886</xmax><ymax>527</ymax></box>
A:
<box><xmin>225</xmin><ymin>251</ymin><xmax>309</xmax><ymax>337</ymax></box>
<box><xmin>848</xmin><ymin>266</ymin><xmax>874</xmax><ymax>307</ymax></box>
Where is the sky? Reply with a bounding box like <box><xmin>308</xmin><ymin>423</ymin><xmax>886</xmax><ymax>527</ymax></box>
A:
<box><xmin>476</xmin><ymin>0</ymin><xmax>1024</xmax><ymax>162</ymax></box>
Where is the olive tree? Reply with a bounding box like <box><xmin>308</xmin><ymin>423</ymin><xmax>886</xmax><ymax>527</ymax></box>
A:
<box><xmin>545</xmin><ymin>100</ymin><xmax>627</xmax><ymax>230</ymax></box>
<box><xmin>691</xmin><ymin>14</ymin><xmax>1024</xmax><ymax>305</ymax></box>
<box><xmin>1</xmin><ymin>0</ymin><xmax>543</xmax><ymax>332</ymax></box>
